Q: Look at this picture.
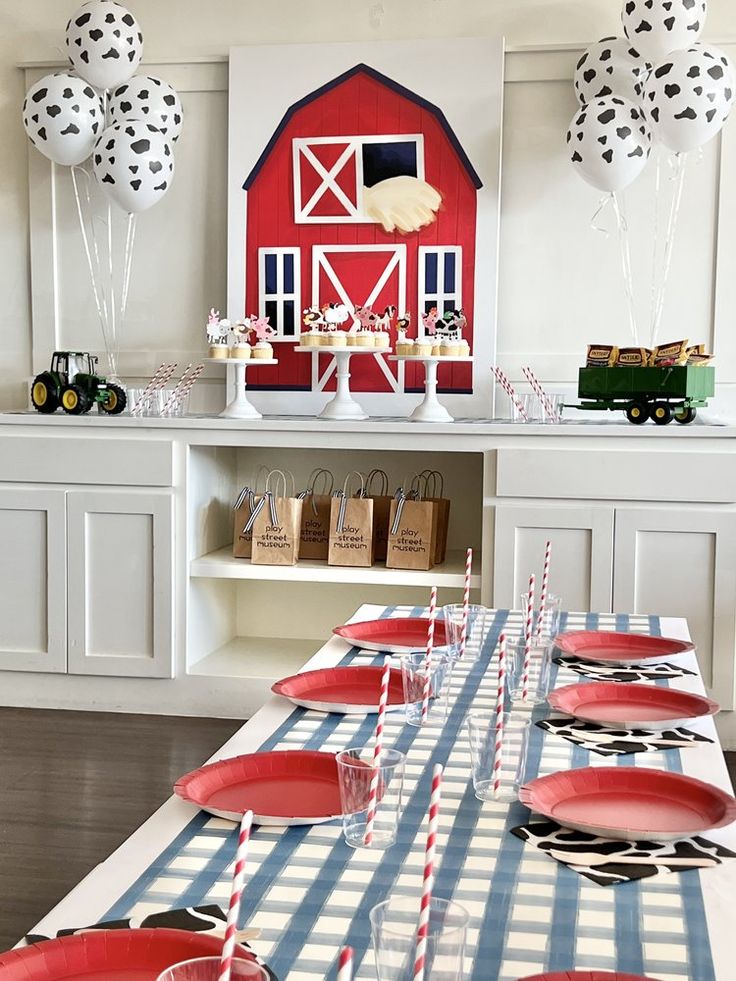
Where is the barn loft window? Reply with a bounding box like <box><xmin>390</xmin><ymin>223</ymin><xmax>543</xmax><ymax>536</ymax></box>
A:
<box><xmin>258</xmin><ymin>247</ymin><xmax>300</xmax><ymax>337</ymax></box>
<box><xmin>418</xmin><ymin>246</ymin><xmax>462</xmax><ymax>323</ymax></box>
<box><xmin>293</xmin><ymin>135</ymin><xmax>424</xmax><ymax>223</ymax></box>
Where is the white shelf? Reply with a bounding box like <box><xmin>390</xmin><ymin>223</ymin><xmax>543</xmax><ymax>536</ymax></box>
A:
<box><xmin>188</xmin><ymin>636</ymin><xmax>319</xmax><ymax>680</ymax></box>
<box><xmin>190</xmin><ymin>547</ymin><xmax>482</xmax><ymax>588</ymax></box>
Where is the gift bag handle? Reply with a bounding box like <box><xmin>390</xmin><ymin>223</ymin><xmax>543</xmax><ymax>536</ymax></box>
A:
<box><xmin>333</xmin><ymin>471</ymin><xmax>366</xmax><ymax>533</ymax></box>
<box><xmin>243</xmin><ymin>490</ymin><xmax>279</xmax><ymax>532</ymax></box>
<box><xmin>298</xmin><ymin>468</ymin><xmax>334</xmax><ymax>514</ymax></box>
<box><xmin>365</xmin><ymin>468</ymin><xmax>389</xmax><ymax>496</ymax></box>
<box><xmin>252</xmin><ymin>463</ymin><xmax>270</xmax><ymax>495</ymax></box>
<box><xmin>417</xmin><ymin>468</ymin><xmax>444</xmax><ymax>497</ymax></box>
<box><xmin>266</xmin><ymin>468</ymin><xmax>289</xmax><ymax>500</ymax></box>
<box><xmin>410</xmin><ymin>473</ymin><xmax>428</xmax><ymax>501</ymax></box>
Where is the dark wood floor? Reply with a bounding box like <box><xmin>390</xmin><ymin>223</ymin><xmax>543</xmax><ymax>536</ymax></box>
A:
<box><xmin>0</xmin><ymin>709</ymin><xmax>734</xmax><ymax>954</ymax></box>
<box><xmin>0</xmin><ymin>708</ymin><xmax>242</xmax><ymax>951</ymax></box>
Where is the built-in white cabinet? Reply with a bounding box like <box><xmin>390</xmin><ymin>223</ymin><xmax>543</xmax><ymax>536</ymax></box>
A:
<box><xmin>492</xmin><ymin>503</ymin><xmax>615</xmax><ymax>613</ymax></box>
<box><xmin>67</xmin><ymin>491</ymin><xmax>174</xmax><ymax>679</ymax></box>
<box><xmin>0</xmin><ymin>487</ymin><xmax>67</xmax><ymax>673</ymax></box>
<box><xmin>613</xmin><ymin>507</ymin><xmax>736</xmax><ymax>709</ymax></box>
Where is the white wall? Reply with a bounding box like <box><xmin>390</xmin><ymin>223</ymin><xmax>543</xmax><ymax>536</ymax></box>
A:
<box><xmin>3</xmin><ymin>0</ymin><xmax>736</xmax><ymax>413</ymax></box>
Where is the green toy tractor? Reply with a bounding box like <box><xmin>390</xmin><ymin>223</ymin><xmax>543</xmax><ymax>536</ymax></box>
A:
<box><xmin>31</xmin><ymin>352</ymin><xmax>127</xmax><ymax>416</ymax></box>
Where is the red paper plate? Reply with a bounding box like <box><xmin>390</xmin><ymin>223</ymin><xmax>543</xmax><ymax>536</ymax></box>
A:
<box><xmin>555</xmin><ymin>630</ymin><xmax>694</xmax><ymax>665</ymax></box>
<box><xmin>519</xmin><ymin>766</ymin><xmax>736</xmax><ymax>841</ymax></box>
<box><xmin>272</xmin><ymin>665</ymin><xmax>406</xmax><ymax>714</ymax></box>
<box><xmin>519</xmin><ymin>972</ymin><xmax>663</xmax><ymax>981</ymax></box>
<box><xmin>175</xmin><ymin>750</ymin><xmax>343</xmax><ymax>825</ymax></box>
<box><xmin>547</xmin><ymin>681</ymin><xmax>719</xmax><ymax>729</ymax></box>
<box><xmin>0</xmin><ymin>928</ymin><xmax>253</xmax><ymax>980</ymax></box>
<box><xmin>333</xmin><ymin>617</ymin><xmax>448</xmax><ymax>653</ymax></box>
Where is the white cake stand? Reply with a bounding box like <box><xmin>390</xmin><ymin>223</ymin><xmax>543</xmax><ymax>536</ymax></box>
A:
<box><xmin>390</xmin><ymin>355</ymin><xmax>474</xmax><ymax>423</ymax></box>
<box><xmin>295</xmin><ymin>345</ymin><xmax>392</xmax><ymax>421</ymax></box>
<box><xmin>207</xmin><ymin>357</ymin><xmax>278</xmax><ymax>419</ymax></box>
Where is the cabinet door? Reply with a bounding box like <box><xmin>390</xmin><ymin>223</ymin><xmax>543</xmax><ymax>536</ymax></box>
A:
<box><xmin>493</xmin><ymin>503</ymin><xmax>614</xmax><ymax>613</ymax></box>
<box><xmin>614</xmin><ymin>508</ymin><xmax>736</xmax><ymax>708</ymax></box>
<box><xmin>67</xmin><ymin>491</ymin><xmax>174</xmax><ymax>678</ymax></box>
<box><xmin>0</xmin><ymin>487</ymin><xmax>66</xmax><ymax>672</ymax></box>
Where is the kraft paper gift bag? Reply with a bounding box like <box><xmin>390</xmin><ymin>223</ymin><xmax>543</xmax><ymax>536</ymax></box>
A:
<box><xmin>386</xmin><ymin>487</ymin><xmax>438</xmax><ymax>571</ymax></box>
<box><xmin>328</xmin><ymin>471</ymin><xmax>374</xmax><ymax>568</ymax></box>
<box><xmin>365</xmin><ymin>468</ymin><xmax>393</xmax><ymax>563</ymax></box>
<box><xmin>417</xmin><ymin>469</ymin><xmax>451</xmax><ymax>564</ymax></box>
<box><xmin>298</xmin><ymin>468</ymin><xmax>334</xmax><ymax>561</ymax></box>
<box><xmin>248</xmin><ymin>470</ymin><xmax>303</xmax><ymax>566</ymax></box>
<box><xmin>232</xmin><ymin>464</ymin><xmax>268</xmax><ymax>559</ymax></box>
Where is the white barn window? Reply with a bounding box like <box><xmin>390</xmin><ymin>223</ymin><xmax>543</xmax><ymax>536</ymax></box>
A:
<box><xmin>258</xmin><ymin>248</ymin><xmax>300</xmax><ymax>337</ymax></box>
<box><xmin>418</xmin><ymin>247</ymin><xmax>462</xmax><ymax>328</ymax></box>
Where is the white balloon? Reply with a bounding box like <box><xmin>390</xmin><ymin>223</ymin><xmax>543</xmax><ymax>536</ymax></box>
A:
<box><xmin>65</xmin><ymin>1</ymin><xmax>142</xmax><ymax>91</ymax></box>
<box><xmin>22</xmin><ymin>72</ymin><xmax>104</xmax><ymax>166</ymax></box>
<box><xmin>622</xmin><ymin>0</ymin><xmax>706</xmax><ymax>63</ymax></box>
<box><xmin>574</xmin><ymin>37</ymin><xmax>651</xmax><ymax>105</ymax></box>
<box><xmin>109</xmin><ymin>75</ymin><xmax>183</xmax><ymax>142</ymax></box>
<box><xmin>93</xmin><ymin>121</ymin><xmax>175</xmax><ymax>213</ymax></box>
<box><xmin>644</xmin><ymin>43</ymin><xmax>734</xmax><ymax>152</ymax></box>
<box><xmin>567</xmin><ymin>96</ymin><xmax>652</xmax><ymax>192</ymax></box>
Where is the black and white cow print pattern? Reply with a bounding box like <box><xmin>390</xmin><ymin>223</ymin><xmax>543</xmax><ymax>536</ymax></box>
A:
<box><xmin>622</xmin><ymin>0</ymin><xmax>706</xmax><ymax>64</ymax></box>
<box><xmin>643</xmin><ymin>42</ymin><xmax>734</xmax><ymax>152</ymax></box>
<box><xmin>109</xmin><ymin>74</ymin><xmax>183</xmax><ymax>142</ymax></box>
<box><xmin>574</xmin><ymin>36</ymin><xmax>651</xmax><ymax>106</ymax></box>
<box><xmin>512</xmin><ymin>820</ymin><xmax>736</xmax><ymax>886</ymax></box>
<box><xmin>92</xmin><ymin>120</ymin><xmax>175</xmax><ymax>213</ymax></box>
<box><xmin>22</xmin><ymin>71</ymin><xmax>103</xmax><ymax>166</ymax></box>
<box><xmin>537</xmin><ymin>716</ymin><xmax>713</xmax><ymax>756</ymax></box>
<box><xmin>65</xmin><ymin>1</ymin><xmax>143</xmax><ymax>91</ymax></box>
<box><xmin>567</xmin><ymin>95</ymin><xmax>652</xmax><ymax>193</ymax></box>
<box><xmin>553</xmin><ymin>655</ymin><xmax>697</xmax><ymax>682</ymax></box>
<box><xmin>25</xmin><ymin>904</ymin><xmax>277</xmax><ymax>979</ymax></box>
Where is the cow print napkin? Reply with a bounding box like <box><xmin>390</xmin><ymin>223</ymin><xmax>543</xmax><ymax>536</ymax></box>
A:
<box><xmin>512</xmin><ymin>820</ymin><xmax>736</xmax><ymax>886</ymax></box>
<box><xmin>25</xmin><ymin>905</ymin><xmax>276</xmax><ymax>979</ymax></box>
<box><xmin>537</xmin><ymin>717</ymin><xmax>713</xmax><ymax>756</ymax></box>
<box><xmin>553</xmin><ymin>655</ymin><xmax>697</xmax><ymax>682</ymax></box>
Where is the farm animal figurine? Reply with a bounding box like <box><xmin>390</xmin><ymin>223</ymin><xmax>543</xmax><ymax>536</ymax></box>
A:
<box><xmin>353</xmin><ymin>305</ymin><xmax>379</xmax><ymax>334</ymax></box>
<box><xmin>323</xmin><ymin>303</ymin><xmax>350</xmax><ymax>331</ymax></box>
<box><xmin>302</xmin><ymin>306</ymin><xmax>326</xmax><ymax>327</ymax></box>
<box><xmin>250</xmin><ymin>314</ymin><xmax>275</xmax><ymax>341</ymax></box>
<box><xmin>396</xmin><ymin>312</ymin><xmax>412</xmax><ymax>342</ymax></box>
<box><xmin>421</xmin><ymin>307</ymin><xmax>439</xmax><ymax>336</ymax></box>
<box><xmin>376</xmin><ymin>305</ymin><xmax>397</xmax><ymax>333</ymax></box>
<box><xmin>232</xmin><ymin>317</ymin><xmax>253</xmax><ymax>342</ymax></box>
<box><xmin>206</xmin><ymin>308</ymin><xmax>222</xmax><ymax>345</ymax></box>
<box><xmin>439</xmin><ymin>309</ymin><xmax>467</xmax><ymax>339</ymax></box>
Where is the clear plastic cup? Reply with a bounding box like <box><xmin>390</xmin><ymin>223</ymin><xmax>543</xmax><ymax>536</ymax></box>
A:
<box><xmin>156</xmin><ymin>957</ymin><xmax>269</xmax><ymax>981</ymax></box>
<box><xmin>466</xmin><ymin>712</ymin><xmax>532</xmax><ymax>803</ymax></box>
<box><xmin>522</xmin><ymin>393</ymin><xmax>544</xmax><ymax>422</ymax></box>
<box><xmin>507</xmin><ymin>635</ymin><xmax>553</xmax><ymax>706</ymax></box>
<box><xmin>520</xmin><ymin>591</ymin><xmax>561</xmax><ymax>641</ymax></box>
<box><xmin>370</xmin><ymin>896</ymin><xmax>468</xmax><ymax>981</ymax></box>
<box><xmin>400</xmin><ymin>651</ymin><xmax>453</xmax><ymax>727</ymax></box>
<box><xmin>336</xmin><ymin>747</ymin><xmax>405</xmax><ymax>849</ymax></box>
<box><xmin>441</xmin><ymin>604</ymin><xmax>490</xmax><ymax>662</ymax></box>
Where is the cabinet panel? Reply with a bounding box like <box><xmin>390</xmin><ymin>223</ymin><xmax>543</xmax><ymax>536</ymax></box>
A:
<box><xmin>0</xmin><ymin>488</ymin><xmax>66</xmax><ymax>672</ymax></box>
<box><xmin>614</xmin><ymin>508</ymin><xmax>736</xmax><ymax>708</ymax></box>
<box><xmin>0</xmin><ymin>437</ymin><xmax>173</xmax><ymax>487</ymax></box>
<box><xmin>493</xmin><ymin>503</ymin><xmax>614</xmax><ymax>613</ymax></box>
<box><xmin>67</xmin><ymin>491</ymin><xmax>173</xmax><ymax>678</ymax></box>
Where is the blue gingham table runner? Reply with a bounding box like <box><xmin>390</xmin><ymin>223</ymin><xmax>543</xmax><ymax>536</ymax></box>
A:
<box><xmin>104</xmin><ymin>608</ymin><xmax>716</xmax><ymax>981</ymax></box>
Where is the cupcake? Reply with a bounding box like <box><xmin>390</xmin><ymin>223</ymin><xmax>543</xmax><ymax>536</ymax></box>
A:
<box><xmin>231</xmin><ymin>342</ymin><xmax>251</xmax><ymax>359</ymax></box>
<box><xmin>414</xmin><ymin>339</ymin><xmax>433</xmax><ymax>357</ymax></box>
<box><xmin>374</xmin><ymin>330</ymin><xmax>390</xmax><ymax>349</ymax></box>
<box><xmin>209</xmin><ymin>344</ymin><xmax>229</xmax><ymax>359</ymax></box>
<box><xmin>356</xmin><ymin>331</ymin><xmax>375</xmax><ymax>347</ymax></box>
<box><xmin>431</xmin><ymin>339</ymin><xmax>442</xmax><ymax>356</ymax></box>
<box><xmin>457</xmin><ymin>339</ymin><xmax>471</xmax><ymax>358</ymax></box>
<box><xmin>328</xmin><ymin>331</ymin><xmax>347</xmax><ymax>347</ymax></box>
<box><xmin>346</xmin><ymin>332</ymin><xmax>359</xmax><ymax>346</ymax></box>
<box><xmin>252</xmin><ymin>340</ymin><xmax>273</xmax><ymax>360</ymax></box>
<box><xmin>396</xmin><ymin>337</ymin><xmax>414</xmax><ymax>356</ymax></box>
<box><xmin>301</xmin><ymin>327</ymin><xmax>321</xmax><ymax>348</ymax></box>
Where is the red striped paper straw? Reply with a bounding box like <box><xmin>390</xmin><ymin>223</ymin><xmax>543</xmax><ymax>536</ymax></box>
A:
<box><xmin>337</xmin><ymin>945</ymin><xmax>354</xmax><ymax>981</ymax></box>
<box><xmin>492</xmin><ymin>365</ymin><xmax>528</xmax><ymax>421</ymax></box>
<box><xmin>364</xmin><ymin>654</ymin><xmax>392</xmax><ymax>845</ymax></box>
<box><xmin>535</xmin><ymin>540</ymin><xmax>552</xmax><ymax>639</ymax></box>
<box><xmin>218</xmin><ymin>809</ymin><xmax>254</xmax><ymax>981</ymax></box>
<box><xmin>522</xmin><ymin>365</ymin><xmax>558</xmax><ymax>422</ymax></box>
<box><xmin>493</xmin><ymin>632</ymin><xmax>507</xmax><ymax>797</ymax></box>
<box><xmin>414</xmin><ymin>763</ymin><xmax>443</xmax><ymax>981</ymax></box>
<box><xmin>133</xmin><ymin>361</ymin><xmax>177</xmax><ymax>415</ymax></box>
<box><xmin>163</xmin><ymin>362</ymin><xmax>205</xmax><ymax>416</ymax></box>
<box><xmin>421</xmin><ymin>587</ymin><xmax>437</xmax><ymax>725</ymax></box>
<box><xmin>521</xmin><ymin>573</ymin><xmax>535</xmax><ymax>703</ymax></box>
<box><xmin>459</xmin><ymin>548</ymin><xmax>472</xmax><ymax>658</ymax></box>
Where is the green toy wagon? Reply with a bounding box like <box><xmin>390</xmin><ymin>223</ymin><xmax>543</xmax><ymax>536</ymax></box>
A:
<box><xmin>567</xmin><ymin>365</ymin><xmax>715</xmax><ymax>425</ymax></box>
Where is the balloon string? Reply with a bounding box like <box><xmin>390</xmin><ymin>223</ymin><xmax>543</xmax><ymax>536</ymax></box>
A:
<box><xmin>612</xmin><ymin>192</ymin><xmax>639</xmax><ymax>346</ymax></box>
<box><xmin>590</xmin><ymin>193</ymin><xmax>613</xmax><ymax>236</ymax></box>
<box><xmin>75</xmin><ymin>164</ymin><xmax>111</xmax><ymax>336</ymax></box>
<box><xmin>70</xmin><ymin>165</ymin><xmax>112</xmax><ymax>358</ymax></box>
<box><xmin>650</xmin><ymin>152</ymin><xmax>687</xmax><ymax>348</ymax></box>
<box><xmin>648</xmin><ymin>149</ymin><xmax>661</xmax><ymax>344</ymax></box>
<box><xmin>121</xmin><ymin>212</ymin><xmax>137</xmax><ymax>322</ymax></box>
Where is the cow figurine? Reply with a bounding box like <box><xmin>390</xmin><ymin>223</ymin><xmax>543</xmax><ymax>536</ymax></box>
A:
<box><xmin>302</xmin><ymin>306</ymin><xmax>326</xmax><ymax>327</ymax></box>
<box><xmin>376</xmin><ymin>305</ymin><xmax>396</xmax><ymax>333</ymax></box>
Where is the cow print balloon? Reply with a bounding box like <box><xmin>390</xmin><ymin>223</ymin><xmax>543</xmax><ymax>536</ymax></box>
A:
<box><xmin>575</xmin><ymin>36</ymin><xmax>651</xmax><ymax>106</ymax></box>
<box><xmin>22</xmin><ymin>71</ymin><xmax>103</xmax><ymax>166</ymax></box>
<box><xmin>567</xmin><ymin>96</ymin><xmax>653</xmax><ymax>193</ymax></box>
<box><xmin>643</xmin><ymin>42</ymin><xmax>734</xmax><ymax>152</ymax></box>
<box><xmin>622</xmin><ymin>0</ymin><xmax>707</xmax><ymax>64</ymax></box>
<box><xmin>109</xmin><ymin>75</ymin><xmax>183</xmax><ymax>142</ymax></box>
<box><xmin>65</xmin><ymin>1</ymin><xmax>143</xmax><ymax>91</ymax></box>
<box><xmin>92</xmin><ymin>120</ymin><xmax>175</xmax><ymax>213</ymax></box>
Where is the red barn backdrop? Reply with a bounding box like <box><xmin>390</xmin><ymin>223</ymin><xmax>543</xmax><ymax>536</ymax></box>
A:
<box><xmin>240</xmin><ymin>64</ymin><xmax>482</xmax><ymax>395</ymax></box>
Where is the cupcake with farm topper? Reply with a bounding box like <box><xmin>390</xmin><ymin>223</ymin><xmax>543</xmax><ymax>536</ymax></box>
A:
<box><xmin>206</xmin><ymin>308</ymin><xmax>229</xmax><ymax>358</ymax></box>
<box><xmin>250</xmin><ymin>314</ymin><xmax>276</xmax><ymax>358</ymax></box>
<box><xmin>301</xmin><ymin>306</ymin><xmax>326</xmax><ymax>347</ymax></box>
<box><xmin>395</xmin><ymin>312</ymin><xmax>414</xmax><ymax>355</ymax></box>
<box><xmin>374</xmin><ymin>305</ymin><xmax>394</xmax><ymax>349</ymax></box>
<box><xmin>352</xmin><ymin>305</ymin><xmax>378</xmax><ymax>346</ymax></box>
<box><xmin>231</xmin><ymin>317</ymin><xmax>253</xmax><ymax>358</ymax></box>
<box><xmin>323</xmin><ymin>303</ymin><xmax>350</xmax><ymax>346</ymax></box>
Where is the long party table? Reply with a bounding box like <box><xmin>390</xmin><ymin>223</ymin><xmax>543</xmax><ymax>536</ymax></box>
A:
<box><xmin>28</xmin><ymin>605</ymin><xmax>736</xmax><ymax>980</ymax></box>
